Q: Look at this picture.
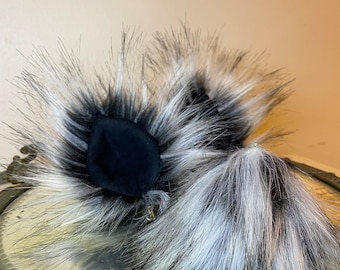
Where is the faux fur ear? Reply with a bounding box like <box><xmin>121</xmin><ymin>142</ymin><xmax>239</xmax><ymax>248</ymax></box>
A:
<box><xmin>148</xmin><ymin>28</ymin><xmax>290</xmax><ymax>150</ymax></box>
<box><xmin>128</xmin><ymin>146</ymin><xmax>340</xmax><ymax>270</ymax></box>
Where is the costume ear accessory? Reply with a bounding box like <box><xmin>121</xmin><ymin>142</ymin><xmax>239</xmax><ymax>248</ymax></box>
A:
<box><xmin>0</xmin><ymin>27</ymin><xmax>339</xmax><ymax>269</ymax></box>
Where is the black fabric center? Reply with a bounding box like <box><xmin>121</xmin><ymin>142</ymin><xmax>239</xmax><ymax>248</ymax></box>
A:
<box><xmin>86</xmin><ymin>116</ymin><xmax>160</xmax><ymax>198</ymax></box>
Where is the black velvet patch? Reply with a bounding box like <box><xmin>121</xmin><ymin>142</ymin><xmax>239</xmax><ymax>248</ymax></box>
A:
<box><xmin>86</xmin><ymin>116</ymin><xmax>160</xmax><ymax>198</ymax></box>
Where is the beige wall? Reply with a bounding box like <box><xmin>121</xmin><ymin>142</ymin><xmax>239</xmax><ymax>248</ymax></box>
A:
<box><xmin>0</xmin><ymin>0</ymin><xmax>339</xmax><ymax>171</ymax></box>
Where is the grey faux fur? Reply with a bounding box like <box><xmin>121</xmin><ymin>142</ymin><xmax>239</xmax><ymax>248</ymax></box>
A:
<box><xmin>5</xmin><ymin>26</ymin><xmax>339</xmax><ymax>269</ymax></box>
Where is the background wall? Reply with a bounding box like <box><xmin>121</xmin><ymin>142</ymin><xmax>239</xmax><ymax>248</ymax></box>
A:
<box><xmin>0</xmin><ymin>0</ymin><xmax>339</xmax><ymax>172</ymax></box>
